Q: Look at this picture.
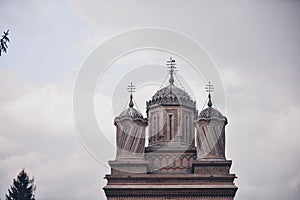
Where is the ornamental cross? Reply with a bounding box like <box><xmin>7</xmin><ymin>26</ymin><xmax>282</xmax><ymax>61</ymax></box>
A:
<box><xmin>205</xmin><ymin>81</ymin><xmax>214</xmax><ymax>107</ymax></box>
<box><xmin>127</xmin><ymin>82</ymin><xmax>136</xmax><ymax>95</ymax></box>
<box><xmin>205</xmin><ymin>81</ymin><xmax>214</xmax><ymax>94</ymax></box>
<box><xmin>127</xmin><ymin>82</ymin><xmax>136</xmax><ymax>108</ymax></box>
<box><xmin>166</xmin><ymin>57</ymin><xmax>177</xmax><ymax>84</ymax></box>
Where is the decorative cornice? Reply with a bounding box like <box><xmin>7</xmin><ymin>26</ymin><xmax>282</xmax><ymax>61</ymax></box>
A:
<box><xmin>104</xmin><ymin>187</ymin><xmax>238</xmax><ymax>198</ymax></box>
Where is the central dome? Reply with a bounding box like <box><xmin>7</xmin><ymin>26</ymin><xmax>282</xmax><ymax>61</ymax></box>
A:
<box><xmin>146</xmin><ymin>84</ymin><xmax>196</xmax><ymax>108</ymax></box>
<box><xmin>153</xmin><ymin>84</ymin><xmax>190</xmax><ymax>100</ymax></box>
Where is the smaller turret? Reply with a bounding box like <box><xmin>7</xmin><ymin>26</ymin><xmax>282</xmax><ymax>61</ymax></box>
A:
<box><xmin>114</xmin><ymin>82</ymin><xmax>148</xmax><ymax>160</ymax></box>
<box><xmin>194</xmin><ymin>82</ymin><xmax>227</xmax><ymax>160</ymax></box>
<box><xmin>109</xmin><ymin>82</ymin><xmax>149</xmax><ymax>175</ymax></box>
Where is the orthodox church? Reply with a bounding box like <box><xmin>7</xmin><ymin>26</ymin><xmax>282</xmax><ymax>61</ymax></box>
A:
<box><xmin>103</xmin><ymin>58</ymin><xmax>238</xmax><ymax>200</ymax></box>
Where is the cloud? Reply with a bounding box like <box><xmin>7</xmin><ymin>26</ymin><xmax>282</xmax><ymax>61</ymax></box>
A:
<box><xmin>0</xmin><ymin>69</ymin><xmax>73</xmax><ymax>138</ymax></box>
<box><xmin>0</xmin><ymin>68</ymin><xmax>108</xmax><ymax>199</ymax></box>
<box><xmin>1</xmin><ymin>1</ymin><xmax>300</xmax><ymax>200</ymax></box>
<box><xmin>221</xmin><ymin>65</ymin><xmax>300</xmax><ymax>200</ymax></box>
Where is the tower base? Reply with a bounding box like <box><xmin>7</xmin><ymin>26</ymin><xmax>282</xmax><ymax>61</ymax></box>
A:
<box><xmin>104</xmin><ymin>173</ymin><xmax>237</xmax><ymax>200</ymax></box>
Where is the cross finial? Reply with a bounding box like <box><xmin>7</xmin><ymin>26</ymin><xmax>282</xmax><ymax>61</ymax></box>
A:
<box><xmin>205</xmin><ymin>81</ymin><xmax>214</xmax><ymax>107</ymax></box>
<box><xmin>166</xmin><ymin>57</ymin><xmax>177</xmax><ymax>84</ymax></box>
<box><xmin>127</xmin><ymin>82</ymin><xmax>136</xmax><ymax>108</ymax></box>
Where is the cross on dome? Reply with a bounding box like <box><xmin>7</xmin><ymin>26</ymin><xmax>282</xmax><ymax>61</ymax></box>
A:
<box><xmin>166</xmin><ymin>57</ymin><xmax>177</xmax><ymax>84</ymax></box>
<box><xmin>127</xmin><ymin>82</ymin><xmax>136</xmax><ymax>108</ymax></box>
<box><xmin>205</xmin><ymin>81</ymin><xmax>214</xmax><ymax>107</ymax></box>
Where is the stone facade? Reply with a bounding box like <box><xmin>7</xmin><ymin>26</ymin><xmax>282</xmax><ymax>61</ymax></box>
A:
<box><xmin>104</xmin><ymin>69</ymin><xmax>238</xmax><ymax>199</ymax></box>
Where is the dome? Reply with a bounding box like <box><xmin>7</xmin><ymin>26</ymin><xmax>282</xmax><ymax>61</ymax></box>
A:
<box><xmin>147</xmin><ymin>84</ymin><xmax>196</xmax><ymax>108</ymax></box>
<box><xmin>198</xmin><ymin>107</ymin><xmax>227</xmax><ymax>121</ymax></box>
<box><xmin>153</xmin><ymin>84</ymin><xmax>190</xmax><ymax>100</ymax></box>
<box><xmin>115</xmin><ymin>107</ymin><xmax>146</xmax><ymax>120</ymax></box>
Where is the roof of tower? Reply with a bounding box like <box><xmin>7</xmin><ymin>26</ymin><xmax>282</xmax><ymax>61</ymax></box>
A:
<box><xmin>153</xmin><ymin>84</ymin><xmax>190</xmax><ymax>100</ymax></box>
<box><xmin>115</xmin><ymin>101</ymin><xmax>148</xmax><ymax>123</ymax></box>
<box><xmin>198</xmin><ymin>106</ymin><xmax>226</xmax><ymax>120</ymax></box>
<box><xmin>117</xmin><ymin>107</ymin><xmax>145</xmax><ymax>120</ymax></box>
<box><xmin>147</xmin><ymin>84</ymin><xmax>196</xmax><ymax>108</ymax></box>
<box><xmin>115</xmin><ymin>82</ymin><xmax>147</xmax><ymax>123</ymax></box>
<box><xmin>146</xmin><ymin>57</ymin><xmax>196</xmax><ymax>109</ymax></box>
<box><xmin>198</xmin><ymin>82</ymin><xmax>227</xmax><ymax>121</ymax></box>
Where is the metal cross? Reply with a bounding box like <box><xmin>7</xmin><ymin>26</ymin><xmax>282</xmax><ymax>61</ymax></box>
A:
<box><xmin>166</xmin><ymin>57</ymin><xmax>177</xmax><ymax>84</ymax></box>
<box><xmin>205</xmin><ymin>81</ymin><xmax>214</xmax><ymax>107</ymax></box>
<box><xmin>166</xmin><ymin>56</ymin><xmax>177</xmax><ymax>73</ymax></box>
<box><xmin>127</xmin><ymin>82</ymin><xmax>136</xmax><ymax>95</ymax></box>
<box><xmin>205</xmin><ymin>81</ymin><xmax>214</xmax><ymax>94</ymax></box>
<box><xmin>127</xmin><ymin>82</ymin><xmax>136</xmax><ymax>108</ymax></box>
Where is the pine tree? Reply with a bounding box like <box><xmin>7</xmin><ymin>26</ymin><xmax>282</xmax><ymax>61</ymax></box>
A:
<box><xmin>6</xmin><ymin>169</ymin><xmax>36</xmax><ymax>200</ymax></box>
<box><xmin>0</xmin><ymin>29</ymin><xmax>10</xmax><ymax>56</ymax></box>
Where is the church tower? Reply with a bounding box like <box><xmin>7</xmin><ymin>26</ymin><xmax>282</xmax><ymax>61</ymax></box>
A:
<box><xmin>145</xmin><ymin>58</ymin><xmax>197</xmax><ymax>173</ymax></box>
<box><xmin>104</xmin><ymin>58</ymin><xmax>238</xmax><ymax>200</ymax></box>
<box><xmin>109</xmin><ymin>82</ymin><xmax>149</xmax><ymax>174</ymax></box>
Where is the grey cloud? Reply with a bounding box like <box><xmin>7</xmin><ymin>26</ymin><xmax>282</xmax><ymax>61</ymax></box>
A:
<box><xmin>1</xmin><ymin>1</ymin><xmax>299</xmax><ymax>200</ymax></box>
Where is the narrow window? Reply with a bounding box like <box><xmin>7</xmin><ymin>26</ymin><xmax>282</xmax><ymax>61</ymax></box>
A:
<box><xmin>169</xmin><ymin>114</ymin><xmax>173</xmax><ymax>140</ymax></box>
<box><xmin>153</xmin><ymin>116</ymin><xmax>156</xmax><ymax>142</ymax></box>
<box><xmin>156</xmin><ymin>116</ymin><xmax>159</xmax><ymax>140</ymax></box>
<box><xmin>186</xmin><ymin>116</ymin><xmax>188</xmax><ymax>142</ymax></box>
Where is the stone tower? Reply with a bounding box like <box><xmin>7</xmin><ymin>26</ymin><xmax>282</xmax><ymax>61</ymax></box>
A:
<box><xmin>104</xmin><ymin>58</ymin><xmax>238</xmax><ymax>200</ymax></box>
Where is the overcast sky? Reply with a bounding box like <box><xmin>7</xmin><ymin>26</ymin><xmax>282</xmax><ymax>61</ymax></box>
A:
<box><xmin>1</xmin><ymin>0</ymin><xmax>300</xmax><ymax>200</ymax></box>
